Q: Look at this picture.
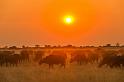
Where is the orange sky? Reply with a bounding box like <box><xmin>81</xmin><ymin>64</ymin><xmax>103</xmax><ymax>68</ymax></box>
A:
<box><xmin>0</xmin><ymin>0</ymin><xmax>124</xmax><ymax>46</ymax></box>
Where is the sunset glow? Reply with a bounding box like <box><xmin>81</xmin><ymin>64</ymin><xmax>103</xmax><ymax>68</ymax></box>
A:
<box><xmin>64</xmin><ymin>16</ymin><xmax>74</xmax><ymax>24</ymax></box>
<box><xmin>0</xmin><ymin>0</ymin><xmax>124</xmax><ymax>46</ymax></box>
<box><xmin>0</xmin><ymin>0</ymin><xmax>124</xmax><ymax>81</ymax></box>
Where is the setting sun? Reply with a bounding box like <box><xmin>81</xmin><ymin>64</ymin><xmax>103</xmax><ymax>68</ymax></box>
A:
<box><xmin>64</xmin><ymin>16</ymin><xmax>74</xmax><ymax>24</ymax></box>
<box><xmin>66</xmin><ymin>18</ymin><xmax>71</xmax><ymax>23</ymax></box>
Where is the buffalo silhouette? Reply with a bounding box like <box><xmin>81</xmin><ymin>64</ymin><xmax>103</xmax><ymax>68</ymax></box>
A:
<box><xmin>98</xmin><ymin>55</ymin><xmax>124</xmax><ymax>68</ymax></box>
<box><xmin>39</xmin><ymin>51</ymin><xmax>67</xmax><ymax>69</ymax></box>
<box><xmin>70</xmin><ymin>50</ymin><xmax>87</xmax><ymax>65</ymax></box>
<box><xmin>34</xmin><ymin>51</ymin><xmax>45</xmax><ymax>62</ymax></box>
<box><xmin>0</xmin><ymin>51</ymin><xmax>20</xmax><ymax>67</ymax></box>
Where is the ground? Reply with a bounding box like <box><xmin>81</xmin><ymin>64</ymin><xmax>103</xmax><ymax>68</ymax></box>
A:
<box><xmin>0</xmin><ymin>63</ymin><xmax>124</xmax><ymax>82</ymax></box>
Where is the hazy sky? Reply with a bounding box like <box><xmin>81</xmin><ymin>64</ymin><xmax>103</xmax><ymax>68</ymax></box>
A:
<box><xmin>0</xmin><ymin>0</ymin><xmax>124</xmax><ymax>47</ymax></box>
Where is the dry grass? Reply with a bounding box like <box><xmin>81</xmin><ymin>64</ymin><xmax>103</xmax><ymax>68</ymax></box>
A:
<box><xmin>0</xmin><ymin>63</ymin><xmax>124</xmax><ymax>82</ymax></box>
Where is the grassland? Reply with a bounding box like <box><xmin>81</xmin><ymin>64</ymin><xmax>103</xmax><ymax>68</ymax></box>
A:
<box><xmin>0</xmin><ymin>63</ymin><xmax>124</xmax><ymax>82</ymax></box>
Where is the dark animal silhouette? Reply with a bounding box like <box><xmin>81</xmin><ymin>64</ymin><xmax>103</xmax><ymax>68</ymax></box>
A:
<box><xmin>87</xmin><ymin>52</ymin><xmax>99</xmax><ymax>63</ymax></box>
<box><xmin>20</xmin><ymin>50</ymin><xmax>30</xmax><ymax>62</ymax></box>
<box><xmin>70</xmin><ymin>50</ymin><xmax>87</xmax><ymax>65</ymax></box>
<box><xmin>0</xmin><ymin>51</ymin><xmax>20</xmax><ymax>67</ymax></box>
<box><xmin>5</xmin><ymin>54</ymin><xmax>20</xmax><ymax>67</ymax></box>
<box><xmin>98</xmin><ymin>55</ymin><xmax>124</xmax><ymax>68</ymax></box>
<box><xmin>0</xmin><ymin>51</ymin><xmax>14</xmax><ymax>66</ymax></box>
<box><xmin>34</xmin><ymin>51</ymin><xmax>45</xmax><ymax>62</ymax></box>
<box><xmin>39</xmin><ymin>54</ymin><xmax>67</xmax><ymax>69</ymax></box>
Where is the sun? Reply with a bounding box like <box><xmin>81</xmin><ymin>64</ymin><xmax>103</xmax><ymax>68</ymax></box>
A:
<box><xmin>64</xmin><ymin>16</ymin><xmax>74</xmax><ymax>24</ymax></box>
<box><xmin>66</xmin><ymin>18</ymin><xmax>71</xmax><ymax>23</ymax></box>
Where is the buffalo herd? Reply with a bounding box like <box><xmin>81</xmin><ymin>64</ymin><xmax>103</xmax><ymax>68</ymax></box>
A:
<box><xmin>0</xmin><ymin>50</ymin><xmax>30</xmax><ymax>67</ymax></box>
<box><xmin>0</xmin><ymin>48</ymin><xmax>124</xmax><ymax>69</ymax></box>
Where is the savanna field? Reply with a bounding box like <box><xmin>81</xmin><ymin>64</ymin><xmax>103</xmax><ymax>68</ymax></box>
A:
<box><xmin>1</xmin><ymin>0</ymin><xmax>124</xmax><ymax>82</ymax></box>
<box><xmin>0</xmin><ymin>63</ymin><xmax>124</xmax><ymax>82</ymax></box>
<box><xmin>0</xmin><ymin>47</ymin><xmax>124</xmax><ymax>82</ymax></box>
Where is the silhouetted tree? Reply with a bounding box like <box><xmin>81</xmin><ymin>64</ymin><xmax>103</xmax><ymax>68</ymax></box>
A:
<box><xmin>44</xmin><ymin>45</ymin><xmax>51</xmax><ymax>48</ymax></box>
<box><xmin>35</xmin><ymin>45</ymin><xmax>40</xmax><ymax>48</ymax></box>
<box><xmin>79</xmin><ymin>46</ymin><xmax>83</xmax><ymax>48</ymax></box>
<box><xmin>106</xmin><ymin>44</ymin><xmax>111</xmax><ymax>47</ymax></box>
<box><xmin>22</xmin><ymin>45</ymin><xmax>26</xmax><ymax>48</ymax></box>
<box><xmin>116</xmin><ymin>43</ymin><xmax>120</xmax><ymax>47</ymax></box>
<box><xmin>53</xmin><ymin>46</ymin><xmax>57</xmax><ymax>48</ymax></box>
<box><xmin>3</xmin><ymin>46</ymin><xmax>8</xmax><ymax>49</ymax></box>
<box><xmin>9</xmin><ymin>46</ymin><xmax>17</xmax><ymax>49</ymax></box>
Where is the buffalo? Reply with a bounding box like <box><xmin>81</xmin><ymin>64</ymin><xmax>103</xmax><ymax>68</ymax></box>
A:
<box><xmin>70</xmin><ymin>50</ymin><xmax>88</xmax><ymax>65</ymax></box>
<box><xmin>39</xmin><ymin>51</ymin><xmax>67</xmax><ymax>69</ymax></box>
<box><xmin>0</xmin><ymin>51</ymin><xmax>21</xmax><ymax>67</ymax></box>
<box><xmin>0</xmin><ymin>51</ymin><xmax>14</xmax><ymax>66</ymax></box>
<box><xmin>34</xmin><ymin>51</ymin><xmax>45</xmax><ymax>62</ymax></box>
<box><xmin>20</xmin><ymin>50</ymin><xmax>30</xmax><ymax>62</ymax></box>
<box><xmin>5</xmin><ymin>54</ymin><xmax>20</xmax><ymax>67</ymax></box>
<box><xmin>98</xmin><ymin>55</ymin><xmax>124</xmax><ymax>68</ymax></box>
